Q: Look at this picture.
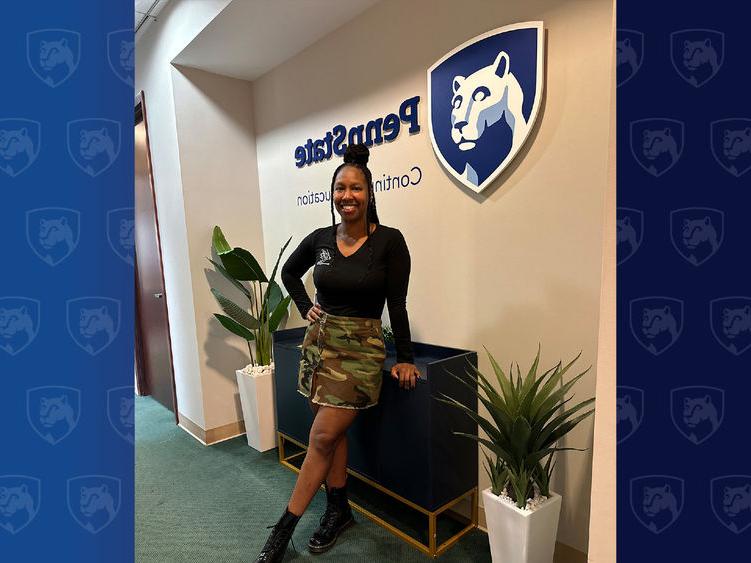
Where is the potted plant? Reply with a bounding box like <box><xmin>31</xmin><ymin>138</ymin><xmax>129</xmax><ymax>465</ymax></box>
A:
<box><xmin>207</xmin><ymin>226</ymin><xmax>292</xmax><ymax>452</ymax></box>
<box><xmin>435</xmin><ymin>346</ymin><xmax>594</xmax><ymax>563</ymax></box>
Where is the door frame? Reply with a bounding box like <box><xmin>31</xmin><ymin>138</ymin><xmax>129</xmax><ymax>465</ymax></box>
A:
<box><xmin>135</xmin><ymin>90</ymin><xmax>179</xmax><ymax>423</ymax></box>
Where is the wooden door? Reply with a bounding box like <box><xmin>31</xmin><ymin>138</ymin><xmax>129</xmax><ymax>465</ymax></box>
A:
<box><xmin>135</xmin><ymin>91</ymin><xmax>178</xmax><ymax>421</ymax></box>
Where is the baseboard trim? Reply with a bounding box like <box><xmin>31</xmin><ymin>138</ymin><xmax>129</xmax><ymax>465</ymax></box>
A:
<box><xmin>177</xmin><ymin>412</ymin><xmax>246</xmax><ymax>446</ymax></box>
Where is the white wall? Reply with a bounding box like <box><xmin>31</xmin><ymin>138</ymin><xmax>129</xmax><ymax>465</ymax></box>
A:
<box><xmin>252</xmin><ymin>0</ymin><xmax>613</xmax><ymax>552</ymax></box>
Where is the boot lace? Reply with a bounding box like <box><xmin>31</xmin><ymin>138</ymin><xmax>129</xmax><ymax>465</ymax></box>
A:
<box><xmin>262</xmin><ymin>523</ymin><xmax>297</xmax><ymax>554</ymax></box>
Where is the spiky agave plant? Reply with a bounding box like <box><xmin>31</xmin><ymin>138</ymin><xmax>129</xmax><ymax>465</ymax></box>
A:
<box><xmin>435</xmin><ymin>346</ymin><xmax>594</xmax><ymax>509</ymax></box>
<box><xmin>207</xmin><ymin>226</ymin><xmax>292</xmax><ymax>366</ymax></box>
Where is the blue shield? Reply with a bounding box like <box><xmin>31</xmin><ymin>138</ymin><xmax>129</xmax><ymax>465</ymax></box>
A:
<box><xmin>67</xmin><ymin>475</ymin><xmax>121</xmax><ymax>534</ymax></box>
<box><xmin>711</xmin><ymin>118</ymin><xmax>751</xmax><ymax>178</ymax></box>
<box><xmin>26</xmin><ymin>386</ymin><xmax>81</xmax><ymax>445</ymax></box>
<box><xmin>630</xmin><ymin>475</ymin><xmax>685</xmax><ymax>534</ymax></box>
<box><xmin>630</xmin><ymin>296</ymin><xmax>684</xmax><ymax>355</ymax></box>
<box><xmin>617</xmin><ymin>386</ymin><xmax>644</xmax><ymax>444</ymax></box>
<box><xmin>106</xmin><ymin>208</ymin><xmax>135</xmax><ymax>266</ymax></box>
<box><xmin>670</xmin><ymin>29</ymin><xmax>724</xmax><ymax>88</ymax></box>
<box><xmin>428</xmin><ymin>22</ymin><xmax>544</xmax><ymax>193</ymax></box>
<box><xmin>107</xmin><ymin>29</ymin><xmax>134</xmax><ymax>87</ymax></box>
<box><xmin>0</xmin><ymin>475</ymin><xmax>41</xmax><ymax>535</ymax></box>
<box><xmin>66</xmin><ymin>297</ymin><xmax>121</xmax><ymax>356</ymax></box>
<box><xmin>107</xmin><ymin>387</ymin><xmax>135</xmax><ymax>444</ymax></box>
<box><xmin>0</xmin><ymin>118</ymin><xmax>41</xmax><ymax>178</ymax></box>
<box><xmin>710</xmin><ymin>475</ymin><xmax>751</xmax><ymax>534</ymax></box>
<box><xmin>670</xmin><ymin>386</ymin><xmax>724</xmax><ymax>445</ymax></box>
<box><xmin>670</xmin><ymin>207</ymin><xmax>724</xmax><ymax>266</ymax></box>
<box><xmin>710</xmin><ymin>296</ymin><xmax>751</xmax><ymax>356</ymax></box>
<box><xmin>0</xmin><ymin>297</ymin><xmax>40</xmax><ymax>356</ymax></box>
<box><xmin>26</xmin><ymin>29</ymin><xmax>80</xmax><ymax>88</ymax></box>
<box><xmin>617</xmin><ymin>208</ymin><xmax>644</xmax><ymax>265</ymax></box>
<box><xmin>26</xmin><ymin>207</ymin><xmax>80</xmax><ymax>266</ymax></box>
<box><xmin>67</xmin><ymin>118</ymin><xmax>121</xmax><ymax>177</ymax></box>
<box><xmin>630</xmin><ymin>118</ymin><xmax>684</xmax><ymax>177</ymax></box>
<box><xmin>617</xmin><ymin>29</ymin><xmax>644</xmax><ymax>87</ymax></box>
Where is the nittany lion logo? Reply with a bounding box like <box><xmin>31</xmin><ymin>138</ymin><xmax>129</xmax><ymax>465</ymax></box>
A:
<box><xmin>710</xmin><ymin>297</ymin><xmax>751</xmax><ymax>356</ymax></box>
<box><xmin>0</xmin><ymin>297</ymin><xmax>40</xmax><ymax>356</ymax></box>
<box><xmin>630</xmin><ymin>119</ymin><xmax>684</xmax><ymax>177</ymax></box>
<box><xmin>67</xmin><ymin>475</ymin><xmax>121</xmax><ymax>534</ymax></box>
<box><xmin>66</xmin><ymin>297</ymin><xmax>121</xmax><ymax>356</ymax></box>
<box><xmin>106</xmin><ymin>208</ymin><xmax>135</xmax><ymax>266</ymax></box>
<box><xmin>670</xmin><ymin>386</ymin><xmax>724</xmax><ymax>445</ymax></box>
<box><xmin>67</xmin><ymin>119</ymin><xmax>122</xmax><ymax>177</ymax></box>
<box><xmin>107</xmin><ymin>386</ymin><xmax>135</xmax><ymax>444</ymax></box>
<box><xmin>26</xmin><ymin>386</ymin><xmax>81</xmax><ymax>445</ymax></box>
<box><xmin>711</xmin><ymin>475</ymin><xmax>751</xmax><ymax>534</ymax></box>
<box><xmin>0</xmin><ymin>118</ymin><xmax>41</xmax><ymax>178</ymax></box>
<box><xmin>711</xmin><ymin>118</ymin><xmax>751</xmax><ymax>178</ymax></box>
<box><xmin>616</xmin><ymin>29</ymin><xmax>644</xmax><ymax>87</ymax></box>
<box><xmin>670</xmin><ymin>29</ymin><xmax>724</xmax><ymax>88</ymax></box>
<box><xmin>428</xmin><ymin>22</ymin><xmax>544</xmax><ymax>193</ymax></box>
<box><xmin>107</xmin><ymin>29</ymin><xmax>134</xmax><ymax>87</ymax></box>
<box><xmin>670</xmin><ymin>208</ymin><xmax>724</xmax><ymax>267</ymax></box>
<box><xmin>0</xmin><ymin>475</ymin><xmax>41</xmax><ymax>535</ymax></box>
<box><xmin>630</xmin><ymin>297</ymin><xmax>684</xmax><ymax>355</ymax></box>
<box><xmin>617</xmin><ymin>386</ymin><xmax>644</xmax><ymax>444</ymax></box>
<box><xmin>617</xmin><ymin>208</ymin><xmax>644</xmax><ymax>265</ymax></box>
<box><xmin>26</xmin><ymin>207</ymin><xmax>80</xmax><ymax>266</ymax></box>
<box><xmin>631</xmin><ymin>476</ymin><xmax>684</xmax><ymax>534</ymax></box>
<box><xmin>26</xmin><ymin>29</ymin><xmax>81</xmax><ymax>88</ymax></box>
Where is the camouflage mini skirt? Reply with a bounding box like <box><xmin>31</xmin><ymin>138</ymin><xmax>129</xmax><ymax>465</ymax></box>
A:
<box><xmin>298</xmin><ymin>312</ymin><xmax>387</xmax><ymax>409</ymax></box>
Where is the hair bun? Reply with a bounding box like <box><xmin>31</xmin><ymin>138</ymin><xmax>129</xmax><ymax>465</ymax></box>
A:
<box><xmin>343</xmin><ymin>144</ymin><xmax>370</xmax><ymax>166</ymax></box>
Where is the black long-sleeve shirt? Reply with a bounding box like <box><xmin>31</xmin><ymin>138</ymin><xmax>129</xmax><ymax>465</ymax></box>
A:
<box><xmin>280</xmin><ymin>223</ymin><xmax>414</xmax><ymax>363</ymax></box>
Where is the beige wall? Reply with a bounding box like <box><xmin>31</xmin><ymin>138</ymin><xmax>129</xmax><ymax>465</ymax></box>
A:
<box><xmin>252</xmin><ymin>0</ymin><xmax>613</xmax><ymax>552</ymax></box>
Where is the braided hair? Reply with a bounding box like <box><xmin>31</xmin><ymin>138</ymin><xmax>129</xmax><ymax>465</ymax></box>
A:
<box><xmin>329</xmin><ymin>144</ymin><xmax>380</xmax><ymax>284</ymax></box>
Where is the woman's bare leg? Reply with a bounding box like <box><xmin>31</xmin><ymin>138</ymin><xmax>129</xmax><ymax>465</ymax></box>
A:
<box><xmin>287</xmin><ymin>406</ymin><xmax>358</xmax><ymax>516</ymax></box>
<box><xmin>325</xmin><ymin>434</ymin><xmax>348</xmax><ymax>488</ymax></box>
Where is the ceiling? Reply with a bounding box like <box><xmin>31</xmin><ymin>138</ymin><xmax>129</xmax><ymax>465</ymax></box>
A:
<box><xmin>171</xmin><ymin>0</ymin><xmax>381</xmax><ymax>81</ymax></box>
<box><xmin>136</xmin><ymin>0</ymin><xmax>170</xmax><ymax>38</ymax></box>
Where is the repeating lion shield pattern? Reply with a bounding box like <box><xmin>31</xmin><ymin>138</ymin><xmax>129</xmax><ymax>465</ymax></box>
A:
<box><xmin>630</xmin><ymin>475</ymin><xmax>685</xmax><ymax>534</ymax></box>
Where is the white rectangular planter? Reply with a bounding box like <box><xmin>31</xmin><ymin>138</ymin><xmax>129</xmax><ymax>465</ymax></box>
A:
<box><xmin>235</xmin><ymin>366</ymin><xmax>277</xmax><ymax>452</ymax></box>
<box><xmin>483</xmin><ymin>487</ymin><xmax>562</xmax><ymax>563</ymax></box>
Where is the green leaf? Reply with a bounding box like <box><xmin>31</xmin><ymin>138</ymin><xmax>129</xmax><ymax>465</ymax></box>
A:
<box><xmin>536</xmin><ymin>409</ymin><xmax>595</xmax><ymax>450</ymax></box>
<box><xmin>210</xmin><ymin>288</ymin><xmax>259</xmax><ymax>330</ymax></box>
<box><xmin>267</xmin><ymin>236</ymin><xmax>292</xmax><ymax>286</ymax></box>
<box><xmin>208</xmin><ymin>258</ymin><xmax>252</xmax><ymax>300</ymax></box>
<box><xmin>520</xmin><ymin>343</ymin><xmax>541</xmax><ymax>398</ymax></box>
<box><xmin>268</xmin><ymin>296</ymin><xmax>292</xmax><ymax>332</ymax></box>
<box><xmin>434</xmin><ymin>393</ymin><xmax>504</xmax><ymax>445</ymax></box>
<box><xmin>509</xmin><ymin>417</ymin><xmax>532</xmax><ymax>464</ymax></box>
<box><xmin>534</xmin><ymin>398</ymin><xmax>595</xmax><ymax>450</ymax></box>
<box><xmin>264</xmin><ymin>281</ymin><xmax>283</xmax><ymax>319</ymax></box>
<box><xmin>228</xmin><ymin>247</ymin><xmax>268</xmax><ymax>282</ymax></box>
<box><xmin>214</xmin><ymin>314</ymin><xmax>255</xmax><ymax>341</ymax></box>
<box><xmin>212</xmin><ymin>226</ymin><xmax>232</xmax><ymax>255</ymax></box>
<box><xmin>453</xmin><ymin>433</ymin><xmax>517</xmax><ymax>470</ymax></box>
<box><xmin>484</xmin><ymin>347</ymin><xmax>516</xmax><ymax>411</ymax></box>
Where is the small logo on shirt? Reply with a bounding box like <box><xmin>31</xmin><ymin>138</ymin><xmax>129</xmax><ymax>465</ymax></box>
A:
<box><xmin>316</xmin><ymin>249</ymin><xmax>332</xmax><ymax>266</ymax></box>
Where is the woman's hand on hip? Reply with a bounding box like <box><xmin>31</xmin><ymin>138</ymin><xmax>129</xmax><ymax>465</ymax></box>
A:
<box><xmin>391</xmin><ymin>363</ymin><xmax>420</xmax><ymax>390</ymax></box>
<box><xmin>306</xmin><ymin>304</ymin><xmax>323</xmax><ymax>323</ymax></box>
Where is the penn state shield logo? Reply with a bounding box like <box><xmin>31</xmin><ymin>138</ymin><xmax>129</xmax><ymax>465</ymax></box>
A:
<box><xmin>630</xmin><ymin>475</ymin><xmax>685</xmax><ymax>534</ymax></box>
<box><xmin>107</xmin><ymin>208</ymin><xmax>135</xmax><ymax>265</ymax></box>
<box><xmin>67</xmin><ymin>475</ymin><xmax>121</xmax><ymax>534</ymax></box>
<box><xmin>670</xmin><ymin>29</ymin><xmax>724</xmax><ymax>88</ymax></box>
<box><xmin>710</xmin><ymin>118</ymin><xmax>751</xmax><ymax>178</ymax></box>
<box><xmin>617</xmin><ymin>208</ymin><xmax>644</xmax><ymax>265</ymax></box>
<box><xmin>26</xmin><ymin>207</ymin><xmax>80</xmax><ymax>266</ymax></box>
<box><xmin>67</xmin><ymin>118</ymin><xmax>121</xmax><ymax>177</ymax></box>
<box><xmin>630</xmin><ymin>118</ymin><xmax>685</xmax><ymax>177</ymax></box>
<box><xmin>617</xmin><ymin>386</ymin><xmax>644</xmax><ymax>444</ymax></box>
<box><xmin>630</xmin><ymin>296</ymin><xmax>684</xmax><ymax>355</ymax></box>
<box><xmin>107</xmin><ymin>29</ymin><xmax>134</xmax><ymax>87</ymax></box>
<box><xmin>711</xmin><ymin>475</ymin><xmax>751</xmax><ymax>534</ymax></box>
<box><xmin>26</xmin><ymin>29</ymin><xmax>81</xmax><ymax>88</ymax></box>
<box><xmin>66</xmin><ymin>297</ymin><xmax>121</xmax><ymax>356</ymax></box>
<box><xmin>617</xmin><ymin>29</ymin><xmax>644</xmax><ymax>87</ymax></box>
<box><xmin>670</xmin><ymin>386</ymin><xmax>724</xmax><ymax>445</ymax></box>
<box><xmin>0</xmin><ymin>297</ymin><xmax>40</xmax><ymax>356</ymax></box>
<box><xmin>107</xmin><ymin>387</ymin><xmax>134</xmax><ymax>444</ymax></box>
<box><xmin>26</xmin><ymin>386</ymin><xmax>81</xmax><ymax>445</ymax></box>
<box><xmin>0</xmin><ymin>475</ymin><xmax>41</xmax><ymax>535</ymax></box>
<box><xmin>0</xmin><ymin>118</ymin><xmax>41</xmax><ymax>178</ymax></box>
<box><xmin>428</xmin><ymin>21</ymin><xmax>544</xmax><ymax>193</ymax></box>
<box><xmin>670</xmin><ymin>207</ymin><xmax>724</xmax><ymax>266</ymax></box>
<box><xmin>710</xmin><ymin>296</ymin><xmax>751</xmax><ymax>356</ymax></box>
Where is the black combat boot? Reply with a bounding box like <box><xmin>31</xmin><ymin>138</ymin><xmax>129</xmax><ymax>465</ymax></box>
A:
<box><xmin>255</xmin><ymin>506</ymin><xmax>300</xmax><ymax>563</ymax></box>
<box><xmin>307</xmin><ymin>481</ymin><xmax>355</xmax><ymax>554</ymax></box>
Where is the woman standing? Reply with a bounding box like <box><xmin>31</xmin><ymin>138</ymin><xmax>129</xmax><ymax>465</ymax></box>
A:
<box><xmin>254</xmin><ymin>144</ymin><xmax>420</xmax><ymax>562</ymax></box>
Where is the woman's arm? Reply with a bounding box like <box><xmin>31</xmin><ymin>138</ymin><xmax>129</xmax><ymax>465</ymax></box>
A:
<box><xmin>385</xmin><ymin>229</ymin><xmax>415</xmax><ymax>364</ymax></box>
<box><xmin>280</xmin><ymin>230</ymin><xmax>317</xmax><ymax>319</ymax></box>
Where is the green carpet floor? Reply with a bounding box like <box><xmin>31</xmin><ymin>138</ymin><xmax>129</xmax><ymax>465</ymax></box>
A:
<box><xmin>136</xmin><ymin>396</ymin><xmax>492</xmax><ymax>562</ymax></box>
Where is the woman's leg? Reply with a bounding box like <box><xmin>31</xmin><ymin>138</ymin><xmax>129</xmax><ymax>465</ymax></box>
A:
<box><xmin>308</xmin><ymin>400</ymin><xmax>349</xmax><ymax>489</ymax></box>
<box><xmin>287</xmin><ymin>405</ymin><xmax>358</xmax><ymax>515</ymax></box>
